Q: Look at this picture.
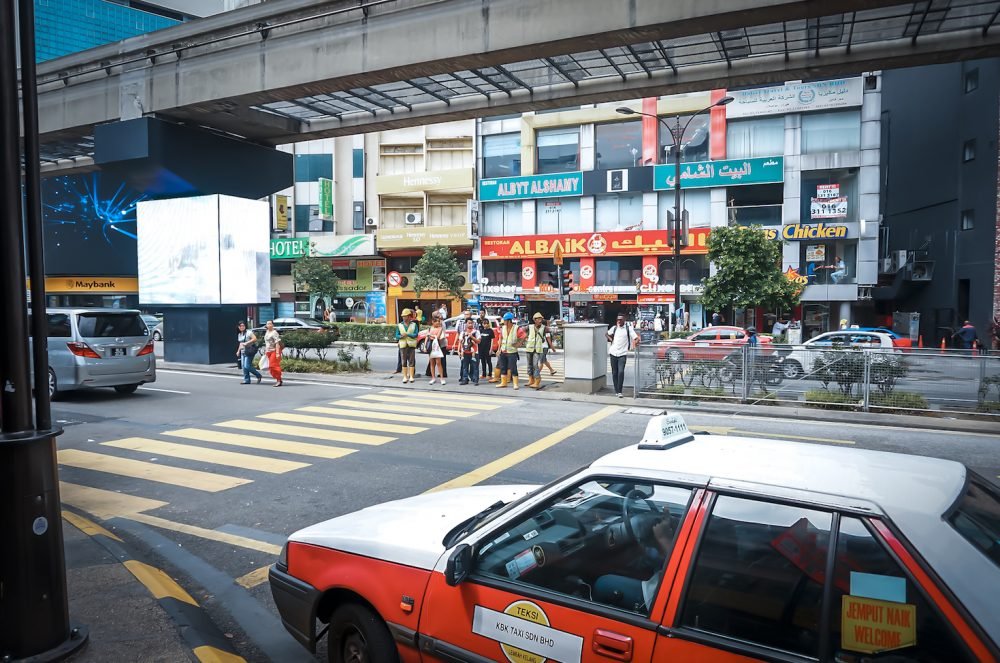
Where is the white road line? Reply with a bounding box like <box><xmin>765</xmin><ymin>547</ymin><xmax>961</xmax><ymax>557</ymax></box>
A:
<box><xmin>139</xmin><ymin>387</ymin><xmax>191</xmax><ymax>395</ymax></box>
<box><xmin>156</xmin><ymin>369</ymin><xmax>372</xmax><ymax>388</ymax></box>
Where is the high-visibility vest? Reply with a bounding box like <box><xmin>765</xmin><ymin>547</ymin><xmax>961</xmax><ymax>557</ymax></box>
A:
<box><xmin>500</xmin><ymin>324</ymin><xmax>519</xmax><ymax>354</ymax></box>
<box><xmin>397</xmin><ymin>322</ymin><xmax>417</xmax><ymax>348</ymax></box>
<box><xmin>526</xmin><ymin>324</ymin><xmax>545</xmax><ymax>353</ymax></box>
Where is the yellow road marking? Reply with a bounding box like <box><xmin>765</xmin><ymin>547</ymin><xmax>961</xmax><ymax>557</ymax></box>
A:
<box><xmin>379</xmin><ymin>388</ymin><xmax>511</xmax><ymax>405</ymax></box>
<box><xmin>427</xmin><ymin>405</ymin><xmax>620</xmax><ymax>493</ymax></box>
<box><xmin>61</xmin><ymin>509</ymin><xmax>123</xmax><ymax>542</ymax></box>
<box><xmin>193</xmin><ymin>646</ymin><xmax>247</xmax><ymax>663</ymax></box>
<box><xmin>356</xmin><ymin>393</ymin><xmax>499</xmax><ymax>410</ymax></box>
<box><xmin>332</xmin><ymin>399</ymin><xmax>477</xmax><ymax>418</ymax></box>
<box><xmin>59</xmin><ymin>449</ymin><xmax>252</xmax><ymax>492</ymax></box>
<box><xmin>259</xmin><ymin>412</ymin><xmax>427</xmax><ymax>435</ymax></box>
<box><xmin>298</xmin><ymin>405</ymin><xmax>453</xmax><ymax>426</ymax></box>
<box><xmin>214</xmin><ymin>420</ymin><xmax>395</xmax><ymax>446</ymax></box>
<box><xmin>130</xmin><ymin>513</ymin><xmax>282</xmax><ymax>555</ymax></box>
<box><xmin>123</xmin><ymin>559</ymin><xmax>199</xmax><ymax>606</ymax></box>
<box><xmin>102</xmin><ymin>437</ymin><xmax>309</xmax><ymax>473</ymax></box>
<box><xmin>235</xmin><ymin>566</ymin><xmax>270</xmax><ymax>590</ymax></box>
<box><xmin>60</xmin><ymin>481</ymin><xmax>168</xmax><ymax>519</ymax></box>
<box><xmin>164</xmin><ymin>428</ymin><xmax>356</xmax><ymax>460</ymax></box>
<box><xmin>732</xmin><ymin>430</ymin><xmax>855</xmax><ymax>445</ymax></box>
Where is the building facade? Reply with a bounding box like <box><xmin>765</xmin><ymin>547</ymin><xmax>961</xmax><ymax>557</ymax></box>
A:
<box><xmin>475</xmin><ymin>77</ymin><xmax>882</xmax><ymax>336</ymax></box>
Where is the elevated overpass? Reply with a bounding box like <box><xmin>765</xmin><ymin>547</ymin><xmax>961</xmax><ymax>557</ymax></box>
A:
<box><xmin>35</xmin><ymin>0</ymin><xmax>1000</xmax><ymax>167</ymax></box>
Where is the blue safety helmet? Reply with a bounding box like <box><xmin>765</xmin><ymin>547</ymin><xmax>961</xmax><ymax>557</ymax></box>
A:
<box><xmin>502</xmin><ymin>312</ymin><xmax>514</xmax><ymax>321</ymax></box>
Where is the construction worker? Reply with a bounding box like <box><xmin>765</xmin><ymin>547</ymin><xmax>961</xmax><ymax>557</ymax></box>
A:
<box><xmin>525</xmin><ymin>312</ymin><xmax>547</xmax><ymax>389</ymax></box>
<box><xmin>494</xmin><ymin>312</ymin><xmax>525</xmax><ymax>390</ymax></box>
<box><xmin>395</xmin><ymin>308</ymin><xmax>419</xmax><ymax>383</ymax></box>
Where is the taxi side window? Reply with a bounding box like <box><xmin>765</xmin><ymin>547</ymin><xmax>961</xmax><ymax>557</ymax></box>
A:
<box><xmin>678</xmin><ymin>496</ymin><xmax>832</xmax><ymax>658</ymax></box>
<box><xmin>831</xmin><ymin>517</ymin><xmax>974</xmax><ymax>662</ymax></box>
<box><xmin>473</xmin><ymin>480</ymin><xmax>693</xmax><ymax>617</ymax></box>
<box><xmin>692</xmin><ymin>331</ymin><xmax>716</xmax><ymax>342</ymax></box>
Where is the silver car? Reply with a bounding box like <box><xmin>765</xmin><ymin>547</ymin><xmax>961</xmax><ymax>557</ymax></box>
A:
<box><xmin>41</xmin><ymin>308</ymin><xmax>156</xmax><ymax>398</ymax></box>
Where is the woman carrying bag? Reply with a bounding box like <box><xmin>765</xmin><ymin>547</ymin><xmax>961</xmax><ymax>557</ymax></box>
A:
<box><xmin>262</xmin><ymin>320</ymin><xmax>284</xmax><ymax>387</ymax></box>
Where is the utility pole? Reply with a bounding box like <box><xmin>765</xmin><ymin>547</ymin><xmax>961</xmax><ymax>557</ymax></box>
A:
<box><xmin>0</xmin><ymin>0</ymin><xmax>88</xmax><ymax>658</ymax></box>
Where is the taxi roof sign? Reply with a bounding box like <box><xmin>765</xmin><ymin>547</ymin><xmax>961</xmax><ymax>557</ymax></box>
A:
<box><xmin>638</xmin><ymin>413</ymin><xmax>695</xmax><ymax>450</ymax></box>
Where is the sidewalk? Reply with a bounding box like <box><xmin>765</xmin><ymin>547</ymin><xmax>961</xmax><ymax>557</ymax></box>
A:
<box><xmin>62</xmin><ymin>510</ymin><xmax>244</xmax><ymax>663</ymax></box>
<box><xmin>159</xmin><ymin>359</ymin><xmax>1000</xmax><ymax>436</ymax></box>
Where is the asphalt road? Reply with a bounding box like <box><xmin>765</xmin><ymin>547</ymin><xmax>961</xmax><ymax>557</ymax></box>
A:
<box><xmin>53</xmin><ymin>369</ymin><xmax>1000</xmax><ymax>661</ymax></box>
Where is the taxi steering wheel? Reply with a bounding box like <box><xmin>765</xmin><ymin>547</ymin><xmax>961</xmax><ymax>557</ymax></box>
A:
<box><xmin>622</xmin><ymin>489</ymin><xmax>660</xmax><ymax>545</ymax></box>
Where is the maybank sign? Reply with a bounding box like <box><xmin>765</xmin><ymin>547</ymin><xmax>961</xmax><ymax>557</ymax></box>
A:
<box><xmin>764</xmin><ymin>223</ymin><xmax>851</xmax><ymax>241</ymax></box>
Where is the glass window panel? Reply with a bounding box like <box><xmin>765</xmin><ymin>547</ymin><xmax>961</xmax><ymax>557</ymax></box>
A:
<box><xmin>727</xmin><ymin>117</ymin><xmax>785</xmax><ymax>159</ymax></box>
<box><xmin>679</xmin><ymin>496</ymin><xmax>832</xmax><ymax>657</ymax></box>
<box><xmin>660</xmin><ymin>114</ymin><xmax>710</xmax><ymax>164</ymax></box>
<box><xmin>536</xmin><ymin>198</ymin><xmax>580</xmax><ymax>233</ymax></box>
<box><xmin>537</xmin><ymin>128</ymin><xmax>580</xmax><ymax>174</ymax></box>
<box><xmin>595</xmin><ymin>194</ymin><xmax>643</xmax><ymax>232</ymax></box>
<box><xmin>483</xmin><ymin>201</ymin><xmax>526</xmax><ymax>236</ymax></box>
<box><xmin>801</xmin><ymin>111</ymin><xmax>861</xmax><ymax>154</ymax></box>
<box><xmin>595</xmin><ymin>121</ymin><xmax>643</xmax><ymax>170</ymax></box>
<box><xmin>483</xmin><ymin>134</ymin><xmax>522</xmax><ymax>178</ymax></box>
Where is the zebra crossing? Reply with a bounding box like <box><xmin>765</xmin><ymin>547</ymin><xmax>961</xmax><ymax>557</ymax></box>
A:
<box><xmin>58</xmin><ymin>388</ymin><xmax>513</xmax><ymax>516</ymax></box>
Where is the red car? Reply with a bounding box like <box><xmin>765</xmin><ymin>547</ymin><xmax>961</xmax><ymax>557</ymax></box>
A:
<box><xmin>417</xmin><ymin>315</ymin><xmax>502</xmax><ymax>354</ymax></box>
<box><xmin>657</xmin><ymin>325</ymin><xmax>772</xmax><ymax>362</ymax></box>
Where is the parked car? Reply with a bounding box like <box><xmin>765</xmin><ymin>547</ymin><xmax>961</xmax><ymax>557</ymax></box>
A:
<box><xmin>270</xmin><ymin>413</ymin><xmax>1000</xmax><ymax>662</ymax></box>
<box><xmin>141</xmin><ymin>314</ymin><xmax>163</xmax><ymax>341</ymax></box>
<box><xmin>36</xmin><ymin>308</ymin><xmax>156</xmax><ymax>398</ymax></box>
<box><xmin>781</xmin><ymin>329</ymin><xmax>899</xmax><ymax>379</ymax></box>
<box><xmin>417</xmin><ymin>315</ymin><xmax>502</xmax><ymax>354</ymax></box>
<box><xmin>656</xmin><ymin>325</ymin><xmax>772</xmax><ymax>362</ymax></box>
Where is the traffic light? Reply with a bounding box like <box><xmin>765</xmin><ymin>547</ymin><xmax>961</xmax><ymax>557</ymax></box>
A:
<box><xmin>562</xmin><ymin>269</ymin><xmax>574</xmax><ymax>297</ymax></box>
<box><xmin>546</xmin><ymin>270</ymin><xmax>559</xmax><ymax>287</ymax></box>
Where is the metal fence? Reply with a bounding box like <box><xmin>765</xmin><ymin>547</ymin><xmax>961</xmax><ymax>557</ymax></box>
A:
<box><xmin>634</xmin><ymin>344</ymin><xmax>1000</xmax><ymax>417</ymax></box>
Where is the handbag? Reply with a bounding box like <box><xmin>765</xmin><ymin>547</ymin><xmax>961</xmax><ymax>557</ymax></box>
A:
<box><xmin>244</xmin><ymin>342</ymin><xmax>258</xmax><ymax>357</ymax></box>
<box><xmin>258</xmin><ymin>352</ymin><xmax>270</xmax><ymax>371</ymax></box>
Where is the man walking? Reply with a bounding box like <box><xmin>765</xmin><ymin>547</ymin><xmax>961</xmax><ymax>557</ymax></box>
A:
<box><xmin>607</xmin><ymin>314</ymin><xmax>638</xmax><ymax>398</ymax></box>
<box><xmin>525</xmin><ymin>312</ymin><xmax>547</xmax><ymax>389</ymax></box>
<box><xmin>395</xmin><ymin>308</ymin><xmax>419</xmax><ymax>383</ymax></box>
<box><xmin>458</xmin><ymin>319</ymin><xmax>480</xmax><ymax>385</ymax></box>
<box><xmin>954</xmin><ymin>320</ymin><xmax>979</xmax><ymax>350</ymax></box>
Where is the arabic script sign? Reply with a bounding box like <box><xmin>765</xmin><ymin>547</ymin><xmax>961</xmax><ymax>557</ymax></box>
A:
<box><xmin>728</xmin><ymin>78</ymin><xmax>864</xmax><ymax>118</ymax></box>
<box><xmin>482</xmin><ymin>228</ymin><xmax>710</xmax><ymax>259</ymax></box>
<box><xmin>653</xmin><ymin>157</ymin><xmax>784</xmax><ymax>191</ymax></box>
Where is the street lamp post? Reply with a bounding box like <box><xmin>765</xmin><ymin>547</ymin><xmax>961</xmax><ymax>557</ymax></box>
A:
<box><xmin>617</xmin><ymin>97</ymin><xmax>733</xmax><ymax>330</ymax></box>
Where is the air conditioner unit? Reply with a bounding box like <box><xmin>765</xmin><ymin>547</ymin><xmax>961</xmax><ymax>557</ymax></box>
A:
<box><xmin>405</xmin><ymin>212</ymin><xmax>423</xmax><ymax>225</ymax></box>
<box><xmin>365</xmin><ymin>217</ymin><xmax>377</xmax><ymax>227</ymax></box>
<box><xmin>892</xmin><ymin>249</ymin><xmax>908</xmax><ymax>272</ymax></box>
<box><xmin>879</xmin><ymin>257</ymin><xmax>894</xmax><ymax>274</ymax></box>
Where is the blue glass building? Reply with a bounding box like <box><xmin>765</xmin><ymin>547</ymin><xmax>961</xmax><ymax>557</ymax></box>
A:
<box><xmin>34</xmin><ymin>0</ymin><xmax>186</xmax><ymax>62</ymax></box>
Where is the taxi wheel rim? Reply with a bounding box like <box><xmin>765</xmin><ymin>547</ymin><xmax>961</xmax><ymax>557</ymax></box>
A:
<box><xmin>343</xmin><ymin>630</ymin><xmax>367</xmax><ymax>663</ymax></box>
<box><xmin>48</xmin><ymin>370</ymin><xmax>56</xmax><ymax>398</ymax></box>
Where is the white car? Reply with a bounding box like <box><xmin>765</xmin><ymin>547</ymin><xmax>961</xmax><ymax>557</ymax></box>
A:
<box><xmin>780</xmin><ymin>330</ymin><xmax>899</xmax><ymax>379</ymax></box>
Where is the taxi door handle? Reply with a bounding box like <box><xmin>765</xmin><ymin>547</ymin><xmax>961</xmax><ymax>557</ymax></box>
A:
<box><xmin>592</xmin><ymin>628</ymin><xmax>633</xmax><ymax>661</ymax></box>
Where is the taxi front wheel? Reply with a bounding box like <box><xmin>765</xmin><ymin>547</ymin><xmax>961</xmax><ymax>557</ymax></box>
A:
<box><xmin>328</xmin><ymin>603</ymin><xmax>399</xmax><ymax>663</ymax></box>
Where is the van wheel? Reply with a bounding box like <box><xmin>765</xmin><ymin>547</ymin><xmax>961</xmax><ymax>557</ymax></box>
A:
<box><xmin>328</xmin><ymin>603</ymin><xmax>399</xmax><ymax>663</ymax></box>
<box><xmin>781</xmin><ymin>359</ymin><xmax>803</xmax><ymax>380</ymax></box>
<box><xmin>48</xmin><ymin>369</ymin><xmax>61</xmax><ymax>401</ymax></box>
<box><xmin>114</xmin><ymin>384</ymin><xmax>140</xmax><ymax>395</ymax></box>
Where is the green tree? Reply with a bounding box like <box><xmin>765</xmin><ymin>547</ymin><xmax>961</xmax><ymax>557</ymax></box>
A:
<box><xmin>292</xmin><ymin>255</ymin><xmax>340</xmax><ymax>304</ymax></box>
<box><xmin>700</xmin><ymin>225</ymin><xmax>800</xmax><ymax>315</ymax></box>
<box><xmin>412</xmin><ymin>244</ymin><xmax>464</xmax><ymax>301</ymax></box>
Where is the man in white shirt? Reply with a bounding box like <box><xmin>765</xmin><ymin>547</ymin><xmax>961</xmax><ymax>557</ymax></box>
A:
<box><xmin>771</xmin><ymin>317</ymin><xmax>789</xmax><ymax>337</ymax></box>
<box><xmin>607</xmin><ymin>314</ymin><xmax>639</xmax><ymax>398</ymax></box>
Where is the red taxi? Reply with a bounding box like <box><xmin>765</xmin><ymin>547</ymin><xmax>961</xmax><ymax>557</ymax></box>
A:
<box><xmin>270</xmin><ymin>415</ymin><xmax>999</xmax><ymax>663</ymax></box>
<box><xmin>417</xmin><ymin>315</ymin><xmax>502</xmax><ymax>354</ymax></box>
<box><xmin>656</xmin><ymin>325</ymin><xmax>772</xmax><ymax>362</ymax></box>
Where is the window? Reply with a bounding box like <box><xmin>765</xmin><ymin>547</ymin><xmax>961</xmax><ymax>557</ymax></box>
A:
<box><xmin>595</xmin><ymin>257</ymin><xmax>642</xmax><ymax>286</ymax></box>
<box><xmin>660</xmin><ymin>114</ymin><xmax>710</xmax><ymax>163</ymax></box>
<box><xmin>482</xmin><ymin>134</ymin><xmax>521</xmax><ymax>178</ymax></box>
<box><xmin>831</xmin><ymin>517</ymin><xmax>975</xmax><ymax>661</ymax></box>
<box><xmin>961</xmin><ymin>209</ymin><xmax>974</xmax><ymax>231</ymax></box>
<box><xmin>802</xmin><ymin>111</ymin><xmax>861</xmax><ymax>154</ymax></box>
<box><xmin>536</xmin><ymin>198</ymin><xmax>581</xmax><ymax>234</ymax></box>
<box><xmin>965</xmin><ymin>68</ymin><xmax>979</xmax><ymax>93</ymax></box>
<box><xmin>46</xmin><ymin>313</ymin><xmax>71</xmax><ymax>338</ymax></box>
<box><xmin>691</xmin><ymin>330</ymin><xmax>717</xmax><ymax>342</ymax></box>
<box><xmin>536</xmin><ymin>128</ymin><xmax>580</xmax><ymax>174</ymax></box>
<box><xmin>963</xmin><ymin>139</ymin><xmax>976</xmax><ymax>162</ymax></box>
<box><xmin>948</xmin><ymin>478</ymin><xmax>1000</xmax><ymax>568</ymax></box>
<box><xmin>657</xmin><ymin>190</ymin><xmax>711</xmax><ymax>230</ymax></box>
<box><xmin>387</xmin><ymin>256</ymin><xmax>418</xmax><ymax>273</ymax></box>
<box><xmin>483</xmin><ymin>201</ymin><xmax>528</xmax><ymax>236</ymax></box>
<box><xmin>595</xmin><ymin>121</ymin><xmax>643</xmax><ymax>170</ymax></box>
<box><xmin>76</xmin><ymin>313</ymin><xmax>146</xmax><ymax>338</ymax></box>
<box><xmin>800</xmin><ymin>242</ymin><xmax>856</xmax><ymax>285</ymax></box>
<box><xmin>482</xmin><ymin>260</ymin><xmax>522</xmax><ymax>286</ymax></box>
<box><xmin>294</xmin><ymin>154</ymin><xmax>333</xmax><ymax>182</ymax></box>
<box><xmin>727</xmin><ymin>183</ymin><xmax>783</xmax><ymax>226</ymax></box>
<box><xmin>680</xmin><ymin>496</ymin><xmax>832</xmax><ymax>657</ymax></box>
<box><xmin>595</xmin><ymin>194</ymin><xmax>643</xmax><ymax>231</ymax></box>
<box><xmin>727</xmin><ymin>117</ymin><xmax>785</xmax><ymax>159</ymax></box>
<box><xmin>474</xmin><ymin>478</ymin><xmax>693</xmax><ymax>616</ymax></box>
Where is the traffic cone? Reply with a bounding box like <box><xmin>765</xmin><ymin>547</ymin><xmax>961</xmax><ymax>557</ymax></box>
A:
<box><xmin>940</xmin><ymin>337</ymin><xmax>947</xmax><ymax>353</ymax></box>
<box><xmin>918</xmin><ymin>335</ymin><xmax>923</xmax><ymax>349</ymax></box>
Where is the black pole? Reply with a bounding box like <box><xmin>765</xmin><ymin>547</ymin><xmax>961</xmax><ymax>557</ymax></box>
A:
<box><xmin>672</xmin><ymin>116</ymin><xmax>682</xmax><ymax>330</ymax></box>
<box><xmin>0</xmin><ymin>0</ymin><xmax>86</xmax><ymax>659</ymax></box>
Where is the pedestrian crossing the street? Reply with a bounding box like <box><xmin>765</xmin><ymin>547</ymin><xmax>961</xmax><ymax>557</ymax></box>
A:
<box><xmin>58</xmin><ymin>388</ymin><xmax>513</xmax><ymax>519</ymax></box>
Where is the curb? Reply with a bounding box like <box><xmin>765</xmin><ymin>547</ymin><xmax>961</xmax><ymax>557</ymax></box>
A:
<box><xmin>158</xmin><ymin>360</ymin><xmax>999</xmax><ymax>436</ymax></box>
<box><xmin>61</xmin><ymin>510</ymin><xmax>247</xmax><ymax>663</ymax></box>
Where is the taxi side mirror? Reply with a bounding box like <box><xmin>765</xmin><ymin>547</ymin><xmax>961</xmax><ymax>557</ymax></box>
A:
<box><xmin>444</xmin><ymin>544</ymin><xmax>473</xmax><ymax>586</ymax></box>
